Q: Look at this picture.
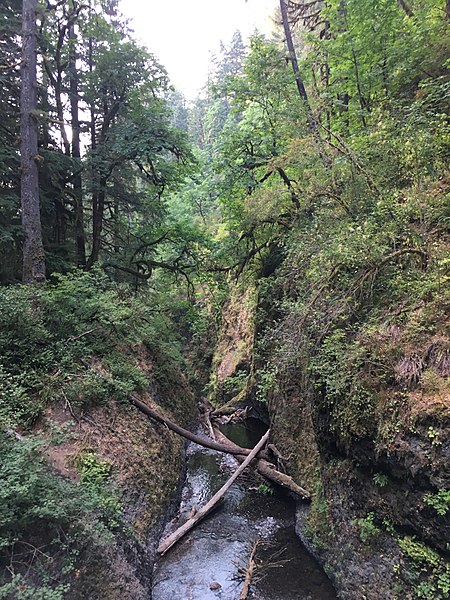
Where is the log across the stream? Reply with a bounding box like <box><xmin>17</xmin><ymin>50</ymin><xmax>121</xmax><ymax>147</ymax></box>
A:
<box><xmin>157</xmin><ymin>429</ymin><xmax>270</xmax><ymax>555</ymax></box>
<box><xmin>213</xmin><ymin>426</ymin><xmax>310</xmax><ymax>499</ymax></box>
<box><xmin>130</xmin><ymin>396</ymin><xmax>310</xmax><ymax>499</ymax></box>
<box><xmin>130</xmin><ymin>396</ymin><xmax>257</xmax><ymax>456</ymax></box>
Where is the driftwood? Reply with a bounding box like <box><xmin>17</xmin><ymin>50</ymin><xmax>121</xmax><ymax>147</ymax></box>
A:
<box><xmin>130</xmin><ymin>396</ymin><xmax>310</xmax><ymax>499</ymax></box>
<box><xmin>130</xmin><ymin>396</ymin><xmax>255</xmax><ymax>457</ymax></box>
<box><xmin>213</xmin><ymin>427</ymin><xmax>310</xmax><ymax>500</ymax></box>
<box><xmin>157</xmin><ymin>430</ymin><xmax>271</xmax><ymax>555</ymax></box>
<box><xmin>239</xmin><ymin>539</ymin><xmax>259</xmax><ymax>600</ymax></box>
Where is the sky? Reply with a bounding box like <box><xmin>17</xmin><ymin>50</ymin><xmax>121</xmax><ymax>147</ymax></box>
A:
<box><xmin>120</xmin><ymin>0</ymin><xmax>278</xmax><ymax>99</ymax></box>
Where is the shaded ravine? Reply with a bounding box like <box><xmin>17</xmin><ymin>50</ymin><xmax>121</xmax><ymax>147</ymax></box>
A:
<box><xmin>152</xmin><ymin>419</ymin><xmax>336</xmax><ymax>600</ymax></box>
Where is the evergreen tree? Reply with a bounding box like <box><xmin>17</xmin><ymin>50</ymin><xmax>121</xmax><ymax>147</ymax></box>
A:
<box><xmin>20</xmin><ymin>0</ymin><xmax>45</xmax><ymax>282</ymax></box>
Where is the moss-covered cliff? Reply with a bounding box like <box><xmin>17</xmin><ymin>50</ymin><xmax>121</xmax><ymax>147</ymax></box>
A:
<box><xmin>0</xmin><ymin>272</ymin><xmax>197</xmax><ymax>599</ymax></box>
<box><xmin>211</xmin><ymin>216</ymin><xmax>450</xmax><ymax>599</ymax></box>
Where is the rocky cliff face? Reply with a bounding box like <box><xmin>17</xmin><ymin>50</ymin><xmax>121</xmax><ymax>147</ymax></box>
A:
<box><xmin>212</xmin><ymin>278</ymin><xmax>450</xmax><ymax>599</ymax></box>
<box><xmin>14</xmin><ymin>343</ymin><xmax>196</xmax><ymax>600</ymax></box>
<box><xmin>43</xmin><ymin>396</ymin><xmax>186</xmax><ymax>599</ymax></box>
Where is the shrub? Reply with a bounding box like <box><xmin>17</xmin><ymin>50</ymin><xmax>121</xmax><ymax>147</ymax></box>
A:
<box><xmin>355</xmin><ymin>512</ymin><xmax>380</xmax><ymax>544</ymax></box>
<box><xmin>0</xmin><ymin>434</ymin><xmax>119</xmax><ymax>594</ymax></box>
<box><xmin>0</xmin><ymin>269</ymin><xmax>188</xmax><ymax>427</ymax></box>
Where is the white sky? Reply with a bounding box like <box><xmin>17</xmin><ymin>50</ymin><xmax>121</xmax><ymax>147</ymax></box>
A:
<box><xmin>120</xmin><ymin>0</ymin><xmax>278</xmax><ymax>99</ymax></box>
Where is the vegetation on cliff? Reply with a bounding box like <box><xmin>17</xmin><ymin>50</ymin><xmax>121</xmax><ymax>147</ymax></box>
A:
<box><xmin>0</xmin><ymin>0</ymin><xmax>449</xmax><ymax>598</ymax></box>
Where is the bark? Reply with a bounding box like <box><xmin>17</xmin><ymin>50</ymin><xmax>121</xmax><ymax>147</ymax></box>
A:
<box><xmin>397</xmin><ymin>0</ymin><xmax>414</xmax><ymax>17</ymax></box>
<box><xmin>239</xmin><ymin>539</ymin><xmax>259</xmax><ymax>600</ymax></box>
<box><xmin>157</xmin><ymin>430</ymin><xmax>270</xmax><ymax>555</ymax></box>
<box><xmin>68</xmin><ymin>20</ymin><xmax>86</xmax><ymax>267</ymax></box>
<box><xmin>20</xmin><ymin>0</ymin><xmax>46</xmax><ymax>283</ymax></box>
<box><xmin>279</xmin><ymin>0</ymin><xmax>317</xmax><ymax>134</ymax></box>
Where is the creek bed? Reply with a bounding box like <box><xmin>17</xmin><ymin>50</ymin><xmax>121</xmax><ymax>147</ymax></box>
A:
<box><xmin>152</xmin><ymin>418</ymin><xmax>336</xmax><ymax>600</ymax></box>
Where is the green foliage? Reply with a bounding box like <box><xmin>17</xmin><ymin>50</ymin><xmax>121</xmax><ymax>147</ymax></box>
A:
<box><xmin>426</xmin><ymin>426</ymin><xmax>442</xmax><ymax>447</ymax></box>
<box><xmin>0</xmin><ymin>0</ymin><xmax>199</xmax><ymax>282</ymax></box>
<box><xmin>310</xmin><ymin>331</ymin><xmax>375</xmax><ymax>446</ymax></box>
<box><xmin>373</xmin><ymin>473</ymin><xmax>389</xmax><ymax>488</ymax></box>
<box><xmin>0</xmin><ymin>577</ymin><xmax>69</xmax><ymax>600</ymax></box>
<box><xmin>0</xmin><ymin>0</ymin><xmax>21</xmax><ymax>283</ymax></box>
<box><xmin>382</xmin><ymin>518</ymin><xmax>395</xmax><ymax>535</ymax></box>
<box><xmin>255</xmin><ymin>367</ymin><xmax>278</xmax><ymax>403</ymax></box>
<box><xmin>0</xmin><ymin>0</ymin><xmax>449</xmax><ymax>598</ymax></box>
<box><xmin>74</xmin><ymin>451</ymin><xmax>112</xmax><ymax>487</ymax></box>
<box><xmin>305</xmin><ymin>478</ymin><xmax>333</xmax><ymax>552</ymax></box>
<box><xmin>0</xmin><ymin>434</ymin><xmax>120</xmax><ymax>593</ymax></box>
<box><xmin>397</xmin><ymin>536</ymin><xmax>450</xmax><ymax>600</ymax></box>
<box><xmin>257</xmin><ymin>482</ymin><xmax>274</xmax><ymax>496</ymax></box>
<box><xmin>355</xmin><ymin>512</ymin><xmax>380</xmax><ymax>544</ymax></box>
<box><xmin>0</xmin><ymin>365</ymin><xmax>33</xmax><ymax>429</ymax></box>
<box><xmin>221</xmin><ymin>370</ymin><xmax>248</xmax><ymax>396</ymax></box>
<box><xmin>423</xmin><ymin>489</ymin><xmax>450</xmax><ymax>517</ymax></box>
<box><xmin>0</xmin><ymin>270</ymin><xmax>191</xmax><ymax>425</ymax></box>
<box><xmin>73</xmin><ymin>451</ymin><xmax>122</xmax><ymax>529</ymax></box>
<box><xmin>0</xmin><ymin>435</ymin><xmax>113</xmax><ymax>548</ymax></box>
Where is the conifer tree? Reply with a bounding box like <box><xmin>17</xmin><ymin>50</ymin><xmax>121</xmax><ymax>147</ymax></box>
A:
<box><xmin>20</xmin><ymin>0</ymin><xmax>45</xmax><ymax>282</ymax></box>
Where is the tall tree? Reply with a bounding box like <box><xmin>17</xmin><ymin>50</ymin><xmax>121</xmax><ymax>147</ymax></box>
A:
<box><xmin>279</xmin><ymin>0</ymin><xmax>317</xmax><ymax>133</ymax></box>
<box><xmin>68</xmin><ymin>17</ymin><xmax>86</xmax><ymax>266</ymax></box>
<box><xmin>0</xmin><ymin>0</ymin><xmax>22</xmax><ymax>281</ymax></box>
<box><xmin>20</xmin><ymin>0</ymin><xmax>45</xmax><ymax>282</ymax></box>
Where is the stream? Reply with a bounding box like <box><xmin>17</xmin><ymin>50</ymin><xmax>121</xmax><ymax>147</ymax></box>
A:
<box><xmin>152</xmin><ymin>418</ymin><xmax>337</xmax><ymax>600</ymax></box>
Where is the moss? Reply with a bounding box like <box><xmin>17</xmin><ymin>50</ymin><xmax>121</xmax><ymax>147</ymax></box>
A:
<box><xmin>305</xmin><ymin>476</ymin><xmax>333</xmax><ymax>552</ymax></box>
<box><xmin>395</xmin><ymin>536</ymin><xmax>450</xmax><ymax>600</ymax></box>
<box><xmin>209</xmin><ymin>282</ymin><xmax>258</xmax><ymax>405</ymax></box>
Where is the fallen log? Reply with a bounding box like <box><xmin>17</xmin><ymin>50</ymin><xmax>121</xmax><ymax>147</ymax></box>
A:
<box><xmin>157</xmin><ymin>430</ymin><xmax>271</xmax><ymax>556</ymax></box>
<box><xmin>255</xmin><ymin>459</ymin><xmax>310</xmax><ymax>499</ymax></box>
<box><xmin>213</xmin><ymin>427</ymin><xmax>310</xmax><ymax>500</ymax></box>
<box><xmin>239</xmin><ymin>538</ymin><xmax>259</xmax><ymax>600</ymax></box>
<box><xmin>130</xmin><ymin>396</ymin><xmax>310</xmax><ymax>500</ymax></box>
<box><xmin>130</xmin><ymin>396</ymin><xmax>253</xmax><ymax>457</ymax></box>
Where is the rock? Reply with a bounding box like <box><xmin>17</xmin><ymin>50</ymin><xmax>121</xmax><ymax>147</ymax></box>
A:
<box><xmin>210</xmin><ymin>581</ymin><xmax>222</xmax><ymax>591</ymax></box>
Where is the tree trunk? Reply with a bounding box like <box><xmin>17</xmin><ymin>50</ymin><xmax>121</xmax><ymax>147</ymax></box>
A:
<box><xmin>69</xmin><ymin>21</ymin><xmax>86</xmax><ymax>267</ymax></box>
<box><xmin>157</xmin><ymin>430</ymin><xmax>270</xmax><ymax>555</ymax></box>
<box><xmin>279</xmin><ymin>0</ymin><xmax>317</xmax><ymax>134</ymax></box>
<box><xmin>86</xmin><ymin>182</ymin><xmax>106</xmax><ymax>268</ymax></box>
<box><xmin>20</xmin><ymin>0</ymin><xmax>45</xmax><ymax>283</ymax></box>
<box><xmin>397</xmin><ymin>0</ymin><xmax>414</xmax><ymax>17</ymax></box>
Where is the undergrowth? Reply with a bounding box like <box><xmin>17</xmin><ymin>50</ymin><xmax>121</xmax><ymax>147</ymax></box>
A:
<box><xmin>0</xmin><ymin>434</ymin><xmax>117</xmax><ymax>598</ymax></box>
<box><xmin>0</xmin><ymin>268</ymin><xmax>196</xmax><ymax>596</ymax></box>
<box><xmin>0</xmin><ymin>268</ymin><xmax>189</xmax><ymax>429</ymax></box>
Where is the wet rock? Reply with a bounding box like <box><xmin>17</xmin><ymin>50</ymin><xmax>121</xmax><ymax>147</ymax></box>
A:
<box><xmin>210</xmin><ymin>580</ymin><xmax>222</xmax><ymax>591</ymax></box>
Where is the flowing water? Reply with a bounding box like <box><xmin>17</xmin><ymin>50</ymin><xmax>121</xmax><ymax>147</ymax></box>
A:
<box><xmin>152</xmin><ymin>419</ymin><xmax>336</xmax><ymax>600</ymax></box>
